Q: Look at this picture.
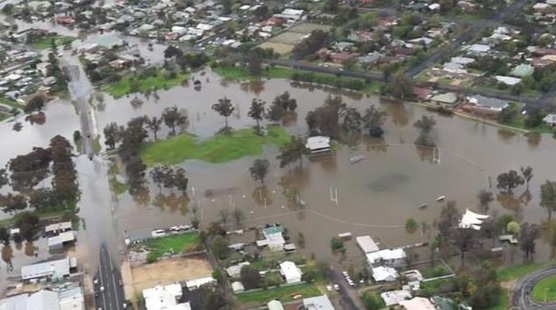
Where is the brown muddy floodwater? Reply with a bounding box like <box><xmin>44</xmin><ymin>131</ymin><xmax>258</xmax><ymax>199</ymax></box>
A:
<box><xmin>95</xmin><ymin>70</ymin><xmax>556</xmax><ymax>263</ymax></box>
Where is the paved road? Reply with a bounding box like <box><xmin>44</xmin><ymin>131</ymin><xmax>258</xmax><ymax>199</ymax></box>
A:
<box><xmin>94</xmin><ymin>243</ymin><xmax>126</xmax><ymax>310</ymax></box>
<box><xmin>512</xmin><ymin>265</ymin><xmax>556</xmax><ymax>310</ymax></box>
<box><xmin>329</xmin><ymin>265</ymin><xmax>364</xmax><ymax>310</ymax></box>
<box><xmin>405</xmin><ymin>0</ymin><xmax>530</xmax><ymax>78</ymax></box>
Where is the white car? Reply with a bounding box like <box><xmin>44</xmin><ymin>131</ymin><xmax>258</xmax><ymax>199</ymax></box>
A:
<box><xmin>333</xmin><ymin>284</ymin><xmax>340</xmax><ymax>291</ymax></box>
<box><xmin>342</xmin><ymin>271</ymin><xmax>348</xmax><ymax>277</ymax></box>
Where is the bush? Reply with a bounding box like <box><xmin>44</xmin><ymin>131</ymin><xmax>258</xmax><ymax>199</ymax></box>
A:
<box><xmin>146</xmin><ymin>252</ymin><xmax>158</xmax><ymax>264</ymax></box>
<box><xmin>330</xmin><ymin>237</ymin><xmax>344</xmax><ymax>252</ymax></box>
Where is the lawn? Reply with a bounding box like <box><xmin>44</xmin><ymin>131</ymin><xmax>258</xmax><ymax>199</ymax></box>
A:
<box><xmin>102</xmin><ymin>70</ymin><xmax>187</xmax><ymax>98</ymax></box>
<box><xmin>140</xmin><ymin>126</ymin><xmax>290</xmax><ymax>166</ymax></box>
<box><xmin>32</xmin><ymin>35</ymin><xmax>75</xmax><ymax>49</ymax></box>
<box><xmin>212</xmin><ymin>66</ymin><xmax>381</xmax><ymax>94</ymax></box>
<box><xmin>0</xmin><ymin>112</ymin><xmax>9</xmax><ymax>122</ymax></box>
<box><xmin>146</xmin><ymin>232</ymin><xmax>201</xmax><ymax>260</ymax></box>
<box><xmin>236</xmin><ymin>283</ymin><xmax>321</xmax><ymax>305</ymax></box>
<box><xmin>498</xmin><ymin>262</ymin><xmax>555</xmax><ymax>282</ymax></box>
<box><xmin>485</xmin><ymin>289</ymin><xmax>509</xmax><ymax>310</ymax></box>
<box><xmin>531</xmin><ymin>274</ymin><xmax>556</xmax><ymax>303</ymax></box>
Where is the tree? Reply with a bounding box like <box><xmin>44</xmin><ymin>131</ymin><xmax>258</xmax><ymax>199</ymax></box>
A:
<box><xmin>210</xmin><ymin>235</ymin><xmax>230</xmax><ymax>260</ymax></box>
<box><xmin>0</xmin><ymin>227</ymin><xmax>9</xmax><ymax>245</ymax></box>
<box><xmin>146</xmin><ymin>116</ymin><xmax>163</xmax><ymax>140</ymax></box>
<box><xmin>28</xmin><ymin>189</ymin><xmax>54</xmax><ymax>211</ymax></box>
<box><xmin>477</xmin><ymin>190</ymin><xmax>494</xmax><ymax>212</ymax></box>
<box><xmin>414</xmin><ymin>115</ymin><xmax>437</xmax><ymax>147</ymax></box>
<box><xmin>497</xmin><ymin>170</ymin><xmax>524</xmax><ymax>194</ymax></box>
<box><xmin>382</xmin><ymin>73</ymin><xmax>414</xmax><ymax>100</ymax></box>
<box><xmin>306</xmin><ymin>95</ymin><xmax>346</xmax><ymax>137</ymax></box>
<box><xmin>452</xmin><ymin>227</ymin><xmax>476</xmax><ymax>266</ymax></box>
<box><xmin>24</xmin><ymin>96</ymin><xmax>45</xmax><ymax>113</ymax></box>
<box><xmin>249</xmin><ymin>159</ymin><xmax>270</xmax><ymax>185</ymax></box>
<box><xmin>162</xmin><ymin>106</ymin><xmax>187</xmax><ymax>136</ymax></box>
<box><xmin>197</xmin><ymin>286</ymin><xmax>230</xmax><ymax>310</ymax></box>
<box><xmin>267</xmin><ymin>91</ymin><xmax>297</xmax><ymax>122</ymax></box>
<box><xmin>212</xmin><ymin>97</ymin><xmax>235</xmax><ymax>130</ymax></box>
<box><xmin>362</xmin><ymin>105</ymin><xmax>388</xmax><ymax>137</ymax></box>
<box><xmin>521</xmin><ymin>166</ymin><xmax>533</xmax><ymax>191</ymax></box>
<box><xmin>362</xmin><ymin>292</ymin><xmax>385</xmax><ymax>310</ymax></box>
<box><xmin>438</xmin><ymin>201</ymin><xmax>460</xmax><ymax>236</ymax></box>
<box><xmin>164</xmin><ymin>45</ymin><xmax>182</xmax><ymax>59</ymax></box>
<box><xmin>248</xmin><ymin>52</ymin><xmax>262</xmax><ymax>76</ymax></box>
<box><xmin>330</xmin><ymin>237</ymin><xmax>344</xmax><ymax>252</ymax></box>
<box><xmin>173</xmin><ymin>168</ymin><xmax>189</xmax><ymax>194</ymax></box>
<box><xmin>103</xmin><ymin>122</ymin><xmax>124</xmax><ymax>149</ymax></box>
<box><xmin>540</xmin><ymin>180</ymin><xmax>556</xmax><ymax>221</ymax></box>
<box><xmin>507</xmin><ymin>221</ymin><xmax>520</xmax><ymax>235</ymax></box>
<box><xmin>297</xmin><ymin>232</ymin><xmax>306</xmax><ymax>248</ymax></box>
<box><xmin>341</xmin><ymin>107</ymin><xmax>362</xmax><ymax>133</ymax></box>
<box><xmin>519</xmin><ymin>222</ymin><xmax>540</xmax><ymax>259</ymax></box>
<box><xmin>232</xmin><ymin>208</ymin><xmax>244</xmax><ymax>228</ymax></box>
<box><xmin>277</xmin><ymin>136</ymin><xmax>308</xmax><ymax>168</ymax></box>
<box><xmin>292</xmin><ymin>30</ymin><xmax>329</xmax><ymax>60</ymax></box>
<box><xmin>405</xmin><ymin>218</ymin><xmax>418</xmax><ymax>234</ymax></box>
<box><xmin>2</xmin><ymin>193</ymin><xmax>27</xmax><ymax>214</ymax></box>
<box><xmin>218</xmin><ymin>209</ymin><xmax>230</xmax><ymax>225</ymax></box>
<box><xmin>16</xmin><ymin>212</ymin><xmax>39</xmax><ymax>242</ymax></box>
<box><xmin>253</xmin><ymin>5</ymin><xmax>270</xmax><ymax>21</ymax></box>
<box><xmin>240</xmin><ymin>265</ymin><xmax>261</xmax><ymax>289</ymax></box>
<box><xmin>248</xmin><ymin>99</ymin><xmax>265</xmax><ymax>135</ymax></box>
<box><xmin>0</xmin><ymin>169</ymin><xmax>7</xmax><ymax>189</ymax></box>
<box><xmin>150</xmin><ymin>166</ymin><xmax>165</xmax><ymax>192</ymax></box>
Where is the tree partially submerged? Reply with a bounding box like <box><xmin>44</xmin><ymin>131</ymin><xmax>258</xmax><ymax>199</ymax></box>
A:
<box><xmin>249</xmin><ymin>158</ymin><xmax>270</xmax><ymax>185</ymax></box>
<box><xmin>212</xmin><ymin>97</ymin><xmax>235</xmax><ymax>131</ymax></box>
<box><xmin>496</xmin><ymin>170</ymin><xmax>524</xmax><ymax>194</ymax></box>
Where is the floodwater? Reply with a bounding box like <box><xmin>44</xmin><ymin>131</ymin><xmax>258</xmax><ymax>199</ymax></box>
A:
<box><xmin>2</xmin><ymin>69</ymin><xmax>556</xmax><ymax>275</ymax></box>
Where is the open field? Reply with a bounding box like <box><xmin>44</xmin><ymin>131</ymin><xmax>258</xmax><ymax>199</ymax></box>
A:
<box><xmin>236</xmin><ymin>283</ymin><xmax>321</xmax><ymax>306</ymax></box>
<box><xmin>289</xmin><ymin>23</ymin><xmax>332</xmax><ymax>34</ymax></box>
<box><xmin>130</xmin><ymin>256</ymin><xmax>212</xmax><ymax>292</ymax></box>
<box><xmin>497</xmin><ymin>261</ymin><xmax>555</xmax><ymax>282</ymax></box>
<box><xmin>33</xmin><ymin>35</ymin><xmax>75</xmax><ymax>49</ymax></box>
<box><xmin>102</xmin><ymin>70</ymin><xmax>187</xmax><ymax>98</ymax></box>
<box><xmin>531</xmin><ymin>275</ymin><xmax>556</xmax><ymax>303</ymax></box>
<box><xmin>140</xmin><ymin>126</ymin><xmax>290</xmax><ymax>166</ymax></box>
<box><xmin>268</xmin><ymin>32</ymin><xmax>306</xmax><ymax>45</ymax></box>
<box><xmin>259</xmin><ymin>42</ymin><xmax>294</xmax><ymax>55</ymax></box>
<box><xmin>145</xmin><ymin>232</ymin><xmax>201</xmax><ymax>260</ymax></box>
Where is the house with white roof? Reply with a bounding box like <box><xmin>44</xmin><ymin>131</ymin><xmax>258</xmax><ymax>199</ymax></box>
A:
<box><xmin>305</xmin><ymin>136</ymin><xmax>331</xmax><ymax>154</ymax></box>
<box><xmin>366</xmin><ymin>248</ymin><xmax>407</xmax><ymax>268</ymax></box>
<box><xmin>356</xmin><ymin>235</ymin><xmax>379</xmax><ymax>254</ymax></box>
<box><xmin>380</xmin><ymin>290</ymin><xmax>412</xmax><ymax>306</ymax></box>
<box><xmin>0</xmin><ymin>286</ymin><xmax>84</xmax><ymax>310</ymax></box>
<box><xmin>21</xmin><ymin>257</ymin><xmax>75</xmax><ymax>282</ymax></box>
<box><xmin>543</xmin><ymin>113</ymin><xmax>556</xmax><ymax>126</ymax></box>
<box><xmin>143</xmin><ymin>283</ymin><xmax>191</xmax><ymax>310</ymax></box>
<box><xmin>267</xmin><ymin>300</ymin><xmax>285</xmax><ymax>310</ymax></box>
<box><xmin>372</xmin><ymin>266</ymin><xmax>399</xmax><ymax>282</ymax></box>
<box><xmin>279</xmin><ymin>261</ymin><xmax>302</xmax><ymax>284</ymax></box>
<box><xmin>399</xmin><ymin>297</ymin><xmax>436</xmax><ymax>310</ymax></box>
<box><xmin>303</xmin><ymin>295</ymin><xmax>335</xmax><ymax>310</ymax></box>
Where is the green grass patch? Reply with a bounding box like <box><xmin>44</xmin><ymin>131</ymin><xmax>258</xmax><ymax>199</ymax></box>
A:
<box><xmin>485</xmin><ymin>289</ymin><xmax>509</xmax><ymax>310</ymax></box>
<box><xmin>498</xmin><ymin>261</ymin><xmax>555</xmax><ymax>282</ymax></box>
<box><xmin>32</xmin><ymin>35</ymin><xmax>75</xmax><ymax>50</ymax></box>
<box><xmin>145</xmin><ymin>232</ymin><xmax>201</xmax><ymax>261</ymax></box>
<box><xmin>0</xmin><ymin>112</ymin><xmax>9</xmax><ymax>121</ymax></box>
<box><xmin>102</xmin><ymin>70</ymin><xmax>187</xmax><ymax>98</ymax></box>
<box><xmin>212</xmin><ymin>65</ymin><xmax>381</xmax><ymax>94</ymax></box>
<box><xmin>236</xmin><ymin>283</ymin><xmax>321</xmax><ymax>305</ymax></box>
<box><xmin>93</xmin><ymin>135</ymin><xmax>102</xmax><ymax>153</ymax></box>
<box><xmin>0</xmin><ymin>96</ymin><xmax>21</xmax><ymax>109</ymax></box>
<box><xmin>531</xmin><ymin>275</ymin><xmax>556</xmax><ymax>303</ymax></box>
<box><xmin>140</xmin><ymin>126</ymin><xmax>290</xmax><ymax>166</ymax></box>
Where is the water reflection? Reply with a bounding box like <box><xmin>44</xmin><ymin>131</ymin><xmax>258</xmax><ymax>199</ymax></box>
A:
<box><xmin>366</xmin><ymin>137</ymin><xmax>389</xmax><ymax>153</ymax></box>
<box><xmin>383</xmin><ymin>100</ymin><xmax>410</xmax><ymax>127</ymax></box>
<box><xmin>251</xmin><ymin>186</ymin><xmax>273</xmax><ymax>207</ymax></box>
<box><xmin>497</xmin><ymin>128</ymin><xmax>516</xmax><ymax>142</ymax></box>
<box><xmin>526</xmin><ymin>133</ymin><xmax>541</xmax><ymax>148</ymax></box>
<box><xmin>152</xmin><ymin>193</ymin><xmax>189</xmax><ymax>215</ymax></box>
<box><xmin>497</xmin><ymin>193</ymin><xmax>523</xmax><ymax>219</ymax></box>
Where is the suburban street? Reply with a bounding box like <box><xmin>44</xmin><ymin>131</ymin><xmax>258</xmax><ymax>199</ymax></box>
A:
<box><xmin>94</xmin><ymin>243</ymin><xmax>126</xmax><ymax>310</ymax></box>
<box><xmin>512</xmin><ymin>265</ymin><xmax>556</xmax><ymax>310</ymax></box>
<box><xmin>329</xmin><ymin>264</ymin><xmax>364</xmax><ymax>310</ymax></box>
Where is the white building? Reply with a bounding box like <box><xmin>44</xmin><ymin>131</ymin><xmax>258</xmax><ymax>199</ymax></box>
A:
<box><xmin>231</xmin><ymin>281</ymin><xmax>245</xmax><ymax>293</ymax></box>
<box><xmin>257</xmin><ymin>226</ymin><xmax>286</xmax><ymax>251</ymax></box>
<box><xmin>21</xmin><ymin>257</ymin><xmax>75</xmax><ymax>281</ymax></box>
<box><xmin>399</xmin><ymin>297</ymin><xmax>436</xmax><ymax>310</ymax></box>
<box><xmin>185</xmin><ymin>277</ymin><xmax>215</xmax><ymax>290</ymax></box>
<box><xmin>372</xmin><ymin>266</ymin><xmax>399</xmax><ymax>282</ymax></box>
<box><xmin>459</xmin><ymin>209</ymin><xmax>489</xmax><ymax>230</ymax></box>
<box><xmin>279</xmin><ymin>261</ymin><xmax>302</xmax><ymax>284</ymax></box>
<box><xmin>303</xmin><ymin>295</ymin><xmax>335</xmax><ymax>310</ymax></box>
<box><xmin>305</xmin><ymin>136</ymin><xmax>331</xmax><ymax>154</ymax></box>
<box><xmin>380</xmin><ymin>290</ymin><xmax>412</xmax><ymax>306</ymax></box>
<box><xmin>356</xmin><ymin>235</ymin><xmax>379</xmax><ymax>254</ymax></box>
<box><xmin>0</xmin><ymin>286</ymin><xmax>84</xmax><ymax>310</ymax></box>
<box><xmin>543</xmin><ymin>113</ymin><xmax>556</xmax><ymax>126</ymax></box>
<box><xmin>143</xmin><ymin>284</ymin><xmax>191</xmax><ymax>310</ymax></box>
<box><xmin>267</xmin><ymin>300</ymin><xmax>285</xmax><ymax>310</ymax></box>
<box><xmin>366</xmin><ymin>248</ymin><xmax>407</xmax><ymax>268</ymax></box>
<box><xmin>226</xmin><ymin>262</ymin><xmax>250</xmax><ymax>278</ymax></box>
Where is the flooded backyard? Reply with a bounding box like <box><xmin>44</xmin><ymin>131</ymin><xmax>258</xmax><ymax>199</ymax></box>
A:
<box><xmin>2</xmin><ymin>69</ymin><xmax>556</xmax><ymax>269</ymax></box>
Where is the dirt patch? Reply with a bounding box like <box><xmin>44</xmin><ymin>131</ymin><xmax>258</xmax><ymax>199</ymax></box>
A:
<box><xmin>130</xmin><ymin>257</ymin><xmax>213</xmax><ymax>292</ymax></box>
<box><xmin>259</xmin><ymin>42</ymin><xmax>295</xmax><ymax>55</ymax></box>
<box><xmin>501</xmin><ymin>279</ymin><xmax>517</xmax><ymax>290</ymax></box>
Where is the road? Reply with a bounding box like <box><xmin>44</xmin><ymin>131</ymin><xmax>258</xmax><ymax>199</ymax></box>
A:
<box><xmin>405</xmin><ymin>0</ymin><xmax>530</xmax><ymax>78</ymax></box>
<box><xmin>512</xmin><ymin>265</ymin><xmax>556</xmax><ymax>310</ymax></box>
<box><xmin>329</xmin><ymin>265</ymin><xmax>364</xmax><ymax>310</ymax></box>
<box><xmin>94</xmin><ymin>243</ymin><xmax>126</xmax><ymax>310</ymax></box>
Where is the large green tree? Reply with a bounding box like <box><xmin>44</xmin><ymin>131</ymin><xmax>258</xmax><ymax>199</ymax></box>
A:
<box><xmin>540</xmin><ymin>180</ymin><xmax>556</xmax><ymax>221</ymax></box>
<box><xmin>248</xmin><ymin>99</ymin><xmax>265</xmax><ymax>135</ymax></box>
<box><xmin>249</xmin><ymin>158</ymin><xmax>270</xmax><ymax>185</ymax></box>
<box><xmin>496</xmin><ymin>170</ymin><xmax>524</xmax><ymax>194</ymax></box>
<box><xmin>212</xmin><ymin>97</ymin><xmax>235</xmax><ymax>130</ymax></box>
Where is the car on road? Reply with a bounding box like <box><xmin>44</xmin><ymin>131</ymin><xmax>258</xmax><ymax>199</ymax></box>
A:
<box><xmin>333</xmin><ymin>284</ymin><xmax>340</xmax><ymax>291</ymax></box>
<box><xmin>119</xmin><ymin>279</ymin><xmax>123</xmax><ymax>286</ymax></box>
<box><xmin>100</xmin><ymin>286</ymin><xmax>105</xmax><ymax>293</ymax></box>
<box><xmin>342</xmin><ymin>271</ymin><xmax>348</xmax><ymax>277</ymax></box>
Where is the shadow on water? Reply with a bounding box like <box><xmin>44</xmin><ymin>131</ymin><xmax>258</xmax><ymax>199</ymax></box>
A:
<box><xmin>365</xmin><ymin>137</ymin><xmax>389</xmax><ymax>154</ymax></box>
<box><xmin>251</xmin><ymin>186</ymin><xmax>273</xmax><ymax>207</ymax></box>
<box><xmin>152</xmin><ymin>193</ymin><xmax>190</xmax><ymax>215</ymax></box>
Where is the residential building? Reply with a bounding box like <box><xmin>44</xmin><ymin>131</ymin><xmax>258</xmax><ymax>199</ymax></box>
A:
<box><xmin>305</xmin><ymin>136</ymin><xmax>331</xmax><ymax>154</ymax></box>
<box><xmin>0</xmin><ymin>286</ymin><xmax>84</xmax><ymax>310</ymax></box>
<box><xmin>48</xmin><ymin>231</ymin><xmax>76</xmax><ymax>253</ymax></box>
<box><xmin>267</xmin><ymin>300</ymin><xmax>285</xmax><ymax>310</ymax></box>
<box><xmin>464</xmin><ymin>95</ymin><xmax>509</xmax><ymax>115</ymax></box>
<box><xmin>380</xmin><ymin>290</ymin><xmax>412</xmax><ymax>306</ymax></box>
<box><xmin>185</xmin><ymin>277</ymin><xmax>215</xmax><ymax>290</ymax></box>
<box><xmin>303</xmin><ymin>295</ymin><xmax>335</xmax><ymax>310</ymax></box>
<box><xmin>44</xmin><ymin>222</ymin><xmax>72</xmax><ymax>237</ymax></box>
<box><xmin>399</xmin><ymin>297</ymin><xmax>436</xmax><ymax>310</ymax></box>
<box><xmin>231</xmin><ymin>281</ymin><xmax>244</xmax><ymax>293</ymax></box>
<box><xmin>21</xmin><ymin>257</ymin><xmax>75</xmax><ymax>282</ymax></box>
<box><xmin>366</xmin><ymin>248</ymin><xmax>407</xmax><ymax>267</ymax></box>
<box><xmin>372</xmin><ymin>266</ymin><xmax>399</xmax><ymax>282</ymax></box>
<box><xmin>279</xmin><ymin>261</ymin><xmax>302</xmax><ymax>284</ymax></box>
<box><xmin>430</xmin><ymin>92</ymin><xmax>458</xmax><ymax>106</ymax></box>
<box><xmin>256</xmin><ymin>225</ymin><xmax>286</xmax><ymax>251</ymax></box>
<box><xmin>143</xmin><ymin>284</ymin><xmax>191</xmax><ymax>310</ymax></box>
<box><xmin>356</xmin><ymin>235</ymin><xmax>379</xmax><ymax>254</ymax></box>
<box><xmin>543</xmin><ymin>113</ymin><xmax>556</xmax><ymax>126</ymax></box>
<box><xmin>226</xmin><ymin>262</ymin><xmax>250</xmax><ymax>278</ymax></box>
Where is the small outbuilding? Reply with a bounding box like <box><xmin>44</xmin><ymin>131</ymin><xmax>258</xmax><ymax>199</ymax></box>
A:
<box><xmin>279</xmin><ymin>261</ymin><xmax>302</xmax><ymax>284</ymax></box>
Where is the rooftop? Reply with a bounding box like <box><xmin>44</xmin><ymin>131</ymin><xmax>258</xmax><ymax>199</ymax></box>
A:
<box><xmin>459</xmin><ymin>209</ymin><xmax>489</xmax><ymax>230</ymax></box>
<box><xmin>303</xmin><ymin>295</ymin><xmax>335</xmax><ymax>310</ymax></box>
<box><xmin>21</xmin><ymin>257</ymin><xmax>71</xmax><ymax>281</ymax></box>
<box><xmin>356</xmin><ymin>235</ymin><xmax>379</xmax><ymax>254</ymax></box>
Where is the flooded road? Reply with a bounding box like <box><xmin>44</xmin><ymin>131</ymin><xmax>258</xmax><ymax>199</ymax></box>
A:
<box><xmin>2</xmin><ymin>69</ymin><xmax>556</xmax><ymax>275</ymax></box>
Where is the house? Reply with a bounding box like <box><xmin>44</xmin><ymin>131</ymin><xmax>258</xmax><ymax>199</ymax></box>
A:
<box><xmin>279</xmin><ymin>261</ymin><xmax>302</xmax><ymax>284</ymax></box>
<box><xmin>48</xmin><ymin>231</ymin><xmax>76</xmax><ymax>252</ymax></box>
<box><xmin>305</xmin><ymin>136</ymin><xmax>331</xmax><ymax>154</ymax></box>
<box><xmin>185</xmin><ymin>277</ymin><xmax>215</xmax><ymax>290</ymax></box>
<box><xmin>381</xmin><ymin>290</ymin><xmax>412</xmax><ymax>306</ymax></box>
<box><xmin>464</xmin><ymin>95</ymin><xmax>509</xmax><ymax>115</ymax></box>
<box><xmin>429</xmin><ymin>92</ymin><xmax>458</xmax><ymax>106</ymax></box>
<box><xmin>356</xmin><ymin>235</ymin><xmax>379</xmax><ymax>254</ymax></box>
<box><xmin>267</xmin><ymin>300</ymin><xmax>285</xmax><ymax>310</ymax></box>
<box><xmin>231</xmin><ymin>281</ymin><xmax>245</xmax><ymax>293</ymax></box>
<box><xmin>511</xmin><ymin>63</ymin><xmax>534</xmax><ymax>77</ymax></box>
<box><xmin>303</xmin><ymin>295</ymin><xmax>335</xmax><ymax>310</ymax></box>
<box><xmin>256</xmin><ymin>225</ymin><xmax>286</xmax><ymax>251</ymax></box>
<box><xmin>543</xmin><ymin>113</ymin><xmax>556</xmax><ymax>126</ymax></box>
<box><xmin>466</xmin><ymin>44</ymin><xmax>491</xmax><ymax>55</ymax></box>
<box><xmin>331</xmin><ymin>52</ymin><xmax>358</xmax><ymax>64</ymax></box>
<box><xmin>358</xmin><ymin>52</ymin><xmax>382</xmax><ymax>65</ymax></box>
<box><xmin>366</xmin><ymin>248</ymin><xmax>407</xmax><ymax>267</ymax></box>
<box><xmin>372</xmin><ymin>266</ymin><xmax>399</xmax><ymax>282</ymax></box>
<box><xmin>413</xmin><ymin>87</ymin><xmax>432</xmax><ymax>101</ymax></box>
<box><xmin>0</xmin><ymin>286</ymin><xmax>84</xmax><ymax>310</ymax></box>
<box><xmin>495</xmin><ymin>75</ymin><xmax>521</xmax><ymax>86</ymax></box>
<box><xmin>21</xmin><ymin>257</ymin><xmax>75</xmax><ymax>281</ymax></box>
<box><xmin>459</xmin><ymin>209</ymin><xmax>489</xmax><ymax>230</ymax></box>
<box><xmin>399</xmin><ymin>297</ymin><xmax>436</xmax><ymax>310</ymax></box>
<box><xmin>143</xmin><ymin>284</ymin><xmax>191</xmax><ymax>310</ymax></box>
<box><xmin>226</xmin><ymin>262</ymin><xmax>250</xmax><ymax>278</ymax></box>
